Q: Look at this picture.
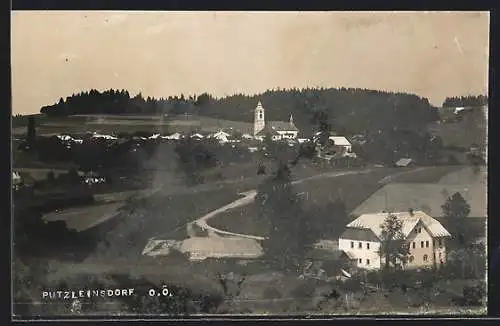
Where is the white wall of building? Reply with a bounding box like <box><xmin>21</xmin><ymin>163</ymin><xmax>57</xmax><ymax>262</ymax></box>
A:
<box><xmin>277</xmin><ymin>130</ymin><xmax>298</xmax><ymax>139</ymax></box>
<box><xmin>339</xmin><ymin>238</ymin><xmax>381</xmax><ymax>270</ymax></box>
<box><xmin>406</xmin><ymin>221</ymin><xmax>448</xmax><ymax>269</ymax></box>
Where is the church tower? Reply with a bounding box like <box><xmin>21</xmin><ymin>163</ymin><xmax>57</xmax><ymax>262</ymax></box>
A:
<box><xmin>254</xmin><ymin>101</ymin><xmax>265</xmax><ymax>136</ymax></box>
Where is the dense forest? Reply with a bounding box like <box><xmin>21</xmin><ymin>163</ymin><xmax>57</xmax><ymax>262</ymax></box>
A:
<box><xmin>40</xmin><ymin>87</ymin><xmax>442</xmax><ymax>136</ymax></box>
<box><xmin>441</xmin><ymin>95</ymin><xmax>488</xmax><ymax>108</ymax></box>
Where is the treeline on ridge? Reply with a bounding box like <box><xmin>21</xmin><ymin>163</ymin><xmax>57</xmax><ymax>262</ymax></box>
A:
<box><xmin>40</xmin><ymin>87</ymin><xmax>446</xmax><ymax>135</ymax></box>
<box><xmin>441</xmin><ymin>95</ymin><xmax>487</xmax><ymax>108</ymax></box>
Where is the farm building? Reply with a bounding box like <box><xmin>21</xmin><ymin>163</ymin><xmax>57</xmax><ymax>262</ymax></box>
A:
<box><xmin>327</xmin><ymin>136</ymin><xmax>353</xmax><ymax>153</ymax></box>
<box><xmin>179</xmin><ymin>236</ymin><xmax>264</xmax><ymax>261</ymax></box>
<box><xmin>395</xmin><ymin>158</ymin><xmax>414</xmax><ymax>167</ymax></box>
<box><xmin>304</xmin><ymin>248</ymin><xmax>357</xmax><ymax>279</ymax></box>
<box><xmin>161</xmin><ymin>132</ymin><xmax>182</xmax><ymax>140</ymax></box>
<box><xmin>339</xmin><ymin>210</ymin><xmax>451</xmax><ymax>270</ymax></box>
<box><xmin>208</xmin><ymin>130</ymin><xmax>231</xmax><ymax>144</ymax></box>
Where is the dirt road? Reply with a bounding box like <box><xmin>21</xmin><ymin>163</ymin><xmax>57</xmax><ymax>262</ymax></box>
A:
<box><xmin>143</xmin><ymin>169</ymin><xmax>376</xmax><ymax>256</ymax></box>
<box><xmin>194</xmin><ymin>169</ymin><xmax>376</xmax><ymax>241</ymax></box>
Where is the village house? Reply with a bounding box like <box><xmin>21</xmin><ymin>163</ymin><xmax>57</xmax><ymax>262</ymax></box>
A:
<box><xmin>190</xmin><ymin>133</ymin><xmax>205</xmax><ymax>140</ymax></box>
<box><xmin>303</xmin><ymin>248</ymin><xmax>357</xmax><ymax>280</ymax></box>
<box><xmin>161</xmin><ymin>132</ymin><xmax>182</xmax><ymax>140</ymax></box>
<box><xmin>395</xmin><ymin>157</ymin><xmax>414</xmax><ymax>168</ymax></box>
<box><xmin>207</xmin><ymin>130</ymin><xmax>231</xmax><ymax>144</ymax></box>
<box><xmin>253</xmin><ymin>101</ymin><xmax>299</xmax><ymax>141</ymax></box>
<box><xmin>327</xmin><ymin>136</ymin><xmax>353</xmax><ymax>154</ymax></box>
<box><xmin>338</xmin><ymin>210</ymin><xmax>451</xmax><ymax>270</ymax></box>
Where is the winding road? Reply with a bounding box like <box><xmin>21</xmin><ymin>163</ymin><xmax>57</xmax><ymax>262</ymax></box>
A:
<box><xmin>142</xmin><ymin>168</ymin><xmax>376</xmax><ymax>256</ymax></box>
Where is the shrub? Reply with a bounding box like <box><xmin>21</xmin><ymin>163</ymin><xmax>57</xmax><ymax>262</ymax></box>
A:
<box><xmin>257</xmin><ymin>164</ymin><xmax>267</xmax><ymax>175</ymax></box>
<box><xmin>290</xmin><ymin>281</ymin><xmax>316</xmax><ymax>299</ymax></box>
<box><xmin>462</xmin><ymin>283</ymin><xmax>486</xmax><ymax>306</ymax></box>
<box><xmin>263</xmin><ymin>286</ymin><xmax>282</xmax><ymax>300</ymax></box>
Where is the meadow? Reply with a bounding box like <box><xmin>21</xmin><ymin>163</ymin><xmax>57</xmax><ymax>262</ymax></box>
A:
<box><xmin>207</xmin><ymin>166</ymin><xmax>463</xmax><ymax>237</ymax></box>
<box><xmin>12</xmin><ymin>114</ymin><xmax>254</xmax><ymax>136</ymax></box>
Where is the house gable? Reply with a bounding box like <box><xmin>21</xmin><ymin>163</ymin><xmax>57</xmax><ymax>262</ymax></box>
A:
<box><xmin>406</xmin><ymin>219</ymin><xmax>433</xmax><ymax>242</ymax></box>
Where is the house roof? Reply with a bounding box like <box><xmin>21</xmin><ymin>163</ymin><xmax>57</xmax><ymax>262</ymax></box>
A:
<box><xmin>268</xmin><ymin>121</ymin><xmax>298</xmax><ymax>132</ymax></box>
<box><xmin>306</xmin><ymin>248</ymin><xmax>355</xmax><ymax>261</ymax></box>
<box><xmin>328</xmin><ymin>136</ymin><xmax>351</xmax><ymax>147</ymax></box>
<box><xmin>256</xmin><ymin>124</ymin><xmax>280</xmax><ymax>136</ymax></box>
<box><xmin>351</xmin><ymin>182</ymin><xmax>487</xmax><ymax>218</ymax></box>
<box><xmin>179</xmin><ymin>237</ymin><xmax>263</xmax><ymax>259</ymax></box>
<box><xmin>161</xmin><ymin>132</ymin><xmax>182</xmax><ymax>140</ymax></box>
<box><xmin>242</xmin><ymin>133</ymin><xmax>254</xmax><ymax>139</ymax></box>
<box><xmin>339</xmin><ymin>227</ymin><xmax>380</xmax><ymax>242</ymax></box>
<box><xmin>346</xmin><ymin>210</ymin><xmax>451</xmax><ymax>239</ymax></box>
<box><xmin>395</xmin><ymin>158</ymin><xmax>413</xmax><ymax>166</ymax></box>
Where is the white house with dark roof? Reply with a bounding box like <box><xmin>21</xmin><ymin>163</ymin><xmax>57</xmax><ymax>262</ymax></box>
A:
<box><xmin>339</xmin><ymin>210</ymin><xmax>451</xmax><ymax>270</ymax></box>
<box><xmin>253</xmin><ymin>101</ymin><xmax>299</xmax><ymax>140</ymax></box>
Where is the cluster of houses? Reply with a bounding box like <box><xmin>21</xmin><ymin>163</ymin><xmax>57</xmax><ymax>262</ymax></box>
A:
<box><xmin>47</xmin><ymin>101</ymin><xmax>357</xmax><ymax>159</ymax></box>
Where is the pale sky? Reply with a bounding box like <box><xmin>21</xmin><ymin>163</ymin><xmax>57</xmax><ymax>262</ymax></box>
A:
<box><xmin>11</xmin><ymin>11</ymin><xmax>489</xmax><ymax>115</ymax></box>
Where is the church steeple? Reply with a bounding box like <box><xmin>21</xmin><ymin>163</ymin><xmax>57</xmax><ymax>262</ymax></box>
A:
<box><xmin>254</xmin><ymin>101</ymin><xmax>265</xmax><ymax>136</ymax></box>
<box><xmin>289</xmin><ymin>113</ymin><xmax>294</xmax><ymax>125</ymax></box>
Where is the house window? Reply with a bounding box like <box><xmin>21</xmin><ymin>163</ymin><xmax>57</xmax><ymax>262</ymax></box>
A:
<box><xmin>358</xmin><ymin>258</ymin><xmax>362</xmax><ymax>264</ymax></box>
<box><xmin>358</xmin><ymin>242</ymin><xmax>362</xmax><ymax>249</ymax></box>
<box><xmin>409</xmin><ymin>256</ymin><xmax>414</xmax><ymax>263</ymax></box>
<box><xmin>412</xmin><ymin>242</ymin><xmax>416</xmax><ymax>249</ymax></box>
<box><xmin>366</xmin><ymin>259</ymin><xmax>370</xmax><ymax>265</ymax></box>
<box><xmin>423</xmin><ymin>254</ymin><xmax>428</xmax><ymax>262</ymax></box>
<box><xmin>366</xmin><ymin>243</ymin><xmax>370</xmax><ymax>250</ymax></box>
<box><xmin>350</xmin><ymin>241</ymin><xmax>354</xmax><ymax>249</ymax></box>
<box><xmin>425</xmin><ymin>241</ymin><xmax>429</xmax><ymax>248</ymax></box>
<box><xmin>421</xmin><ymin>241</ymin><xmax>424</xmax><ymax>248</ymax></box>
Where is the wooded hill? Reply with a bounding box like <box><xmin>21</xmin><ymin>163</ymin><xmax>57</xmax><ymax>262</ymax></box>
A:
<box><xmin>39</xmin><ymin>87</ymin><xmax>443</xmax><ymax>136</ymax></box>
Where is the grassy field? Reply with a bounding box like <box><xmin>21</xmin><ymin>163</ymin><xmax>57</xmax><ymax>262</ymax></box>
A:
<box><xmin>209</xmin><ymin>203</ymin><xmax>265</xmax><ymax>237</ymax></box>
<box><xmin>427</xmin><ymin>108</ymin><xmax>487</xmax><ymax>150</ymax></box>
<box><xmin>94</xmin><ymin>187</ymin><xmax>243</xmax><ymax>258</ymax></box>
<box><xmin>384</xmin><ymin>166</ymin><xmax>463</xmax><ymax>184</ymax></box>
<box><xmin>42</xmin><ymin>202</ymin><xmax>125</xmax><ymax>232</ymax></box>
<box><xmin>12</xmin><ymin>114</ymin><xmax>254</xmax><ymax>136</ymax></box>
<box><xmin>207</xmin><ymin>166</ymin><xmax>461</xmax><ymax>237</ymax></box>
<box><xmin>208</xmin><ymin>168</ymin><xmax>398</xmax><ymax>237</ymax></box>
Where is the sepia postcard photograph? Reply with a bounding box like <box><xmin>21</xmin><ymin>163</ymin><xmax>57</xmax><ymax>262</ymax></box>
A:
<box><xmin>11</xmin><ymin>11</ymin><xmax>489</xmax><ymax>318</ymax></box>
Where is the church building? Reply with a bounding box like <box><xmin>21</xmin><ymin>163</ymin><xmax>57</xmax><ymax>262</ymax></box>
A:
<box><xmin>253</xmin><ymin>101</ymin><xmax>299</xmax><ymax>141</ymax></box>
